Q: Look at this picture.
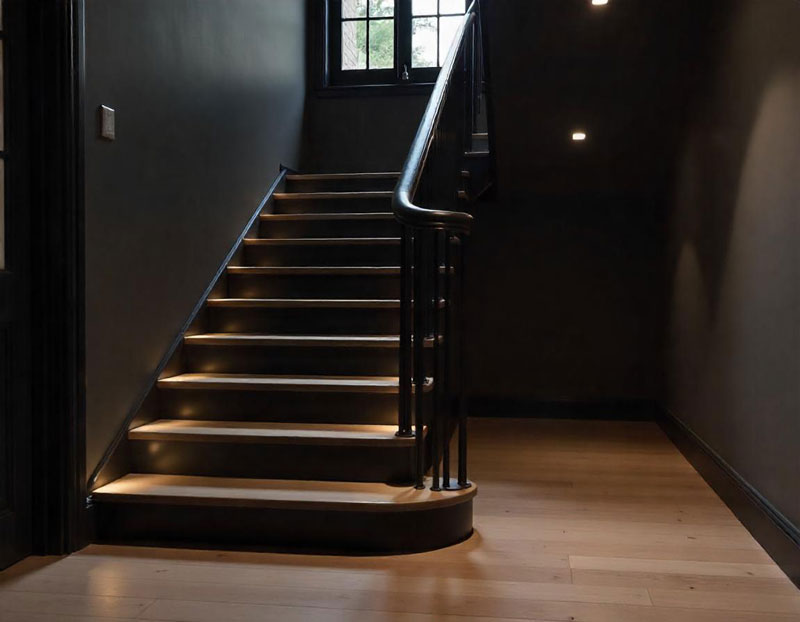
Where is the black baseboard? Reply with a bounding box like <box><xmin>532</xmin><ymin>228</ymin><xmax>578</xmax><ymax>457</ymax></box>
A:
<box><xmin>658</xmin><ymin>408</ymin><xmax>800</xmax><ymax>588</ymax></box>
<box><xmin>468</xmin><ymin>397</ymin><xmax>658</xmax><ymax>421</ymax></box>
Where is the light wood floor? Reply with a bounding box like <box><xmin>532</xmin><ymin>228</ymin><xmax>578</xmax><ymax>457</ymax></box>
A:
<box><xmin>1</xmin><ymin>418</ymin><xmax>799</xmax><ymax>622</ymax></box>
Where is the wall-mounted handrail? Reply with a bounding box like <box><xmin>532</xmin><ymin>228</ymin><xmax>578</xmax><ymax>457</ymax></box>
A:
<box><xmin>392</xmin><ymin>0</ymin><xmax>487</xmax><ymax>492</ymax></box>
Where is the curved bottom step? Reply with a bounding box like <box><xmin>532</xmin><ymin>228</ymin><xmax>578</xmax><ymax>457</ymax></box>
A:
<box><xmin>91</xmin><ymin>474</ymin><xmax>476</xmax><ymax>554</ymax></box>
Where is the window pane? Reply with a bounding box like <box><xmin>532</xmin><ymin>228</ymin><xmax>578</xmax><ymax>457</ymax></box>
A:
<box><xmin>342</xmin><ymin>0</ymin><xmax>367</xmax><ymax>19</ymax></box>
<box><xmin>412</xmin><ymin>0</ymin><xmax>437</xmax><ymax>16</ymax></box>
<box><xmin>342</xmin><ymin>20</ymin><xmax>367</xmax><ymax>70</ymax></box>
<box><xmin>439</xmin><ymin>15</ymin><xmax>462</xmax><ymax>64</ymax></box>
<box><xmin>369</xmin><ymin>0</ymin><xmax>394</xmax><ymax>18</ymax></box>
<box><xmin>412</xmin><ymin>17</ymin><xmax>438</xmax><ymax>68</ymax></box>
<box><xmin>439</xmin><ymin>0</ymin><xmax>465</xmax><ymax>14</ymax></box>
<box><xmin>369</xmin><ymin>19</ymin><xmax>394</xmax><ymax>69</ymax></box>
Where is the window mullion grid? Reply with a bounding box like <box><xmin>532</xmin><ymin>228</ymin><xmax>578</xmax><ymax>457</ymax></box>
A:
<box><xmin>398</xmin><ymin>0</ymin><xmax>410</xmax><ymax>79</ymax></box>
<box><xmin>437</xmin><ymin>15</ymin><xmax>441</xmax><ymax>67</ymax></box>
<box><xmin>439</xmin><ymin>0</ymin><xmax>447</xmax><ymax>67</ymax></box>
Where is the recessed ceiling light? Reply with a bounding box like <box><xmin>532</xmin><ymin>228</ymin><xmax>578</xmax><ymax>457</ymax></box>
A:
<box><xmin>572</xmin><ymin>131</ymin><xmax>587</xmax><ymax>142</ymax></box>
<box><xmin>592</xmin><ymin>0</ymin><xmax>609</xmax><ymax>5</ymax></box>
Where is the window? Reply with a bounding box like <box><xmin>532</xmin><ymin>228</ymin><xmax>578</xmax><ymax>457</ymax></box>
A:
<box><xmin>328</xmin><ymin>0</ymin><xmax>468</xmax><ymax>87</ymax></box>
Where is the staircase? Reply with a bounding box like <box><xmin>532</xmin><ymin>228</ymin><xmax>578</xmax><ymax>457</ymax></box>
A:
<box><xmin>91</xmin><ymin>173</ymin><xmax>476</xmax><ymax>553</ymax></box>
<box><xmin>90</xmin><ymin>0</ymin><xmax>490</xmax><ymax>554</ymax></box>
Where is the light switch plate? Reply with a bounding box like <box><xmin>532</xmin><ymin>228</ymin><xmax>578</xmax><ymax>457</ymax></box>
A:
<box><xmin>99</xmin><ymin>105</ymin><xmax>116</xmax><ymax>140</ymax></box>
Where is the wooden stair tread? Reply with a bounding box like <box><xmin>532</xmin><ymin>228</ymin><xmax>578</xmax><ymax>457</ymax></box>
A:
<box><xmin>157</xmin><ymin>373</ymin><xmax>432</xmax><ymax>393</ymax></box>
<box><xmin>244</xmin><ymin>237</ymin><xmax>400</xmax><ymax>246</ymax></box>
<box><xmin>129</xmin><ymin>420</ymin><xmax>418</xmax><ymax>446</ymax></box>
<box><xmin>206</xmin><ymin>298</ymin><xmax>446</xmax><ymax>309</ymax></box>
<box><xmin>227</xmin><ymin>266</ymin><xmax>402</xmax><ymax>276</ymax></box>
<box><xmin>286</xmin><ymin>172</ymin><xmax>400</xmax><ymax>181</ymax></box>
<box><xmin>260</xmin><ymin>212</ymin><xmax>395</xmax><ymax>221</ymax></box>
<box><xmin>206</xmin><ymin>298</ymin><xmax>403</xmax><ymax>308</ymax></box>
<box><xmin>184</xmin><ymin>333</ymin><xmax>434</xmax><ymax>348</ymax></box>
<box><xmin>274</xmin><ymin>191</ymin><xmax>392</xmax><ymax>200</ymax></box>
<box><xmin>92</xmin><ymin>473</ymin><xmax>476</xmax><ymax>512</ymax></box>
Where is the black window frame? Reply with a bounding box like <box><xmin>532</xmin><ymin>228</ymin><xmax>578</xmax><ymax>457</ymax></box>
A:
<box><xmin>326</xmin><ymin>0</ymin><xmax>468</xmax><ymax>88</ymax></box>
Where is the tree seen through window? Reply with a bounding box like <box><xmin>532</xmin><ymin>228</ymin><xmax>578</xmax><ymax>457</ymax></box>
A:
<box><xmin>333</xmin><ymin>0</ymin><xmax>468</xmax><ymax>85</ymax></box>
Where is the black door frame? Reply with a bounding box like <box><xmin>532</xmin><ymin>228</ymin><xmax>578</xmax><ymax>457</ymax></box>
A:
<box><xmin>26</xmin><ymin>0</ymin><xmax>87</xmax><ymax>556</ymax></box>
<box><xmin>0</xmin><ymin>0</ymin><xmax>34</xmax><ymax>570</ymax></box>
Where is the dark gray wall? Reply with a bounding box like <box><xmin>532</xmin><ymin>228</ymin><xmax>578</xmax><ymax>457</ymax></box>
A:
<box><xmin>464</xmin><ymin>1</ymin><xmax>705</xmax><ymax>406</ymax></box>
<box><xmin>465</xmin><ymin>196</ymin><xmax>663</xmax><ymax>405</ymax></box>
<box><xmin>84</xmin><ymin>0</ymin><xmax>307</xmax><ymax>474</ymax></box>
<box><xmin>666</xmin><ymin>0</ymin><xmax>800</xmax><ymax>530</ymax></box>
<box><xmin>485</xmin><ymin>0</ymin><xmax>705</xmax><ymax>200</ymax></box>
<box><xmin>302</xmin><ymin>94</ymin><xmax>428</xmax><ymax>172</ymax></box>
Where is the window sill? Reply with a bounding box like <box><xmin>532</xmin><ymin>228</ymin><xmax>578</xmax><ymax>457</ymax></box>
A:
<box><xmin>313</xmin><ymin>83</ymin><xmax>435</xmax><ymax>99</ymax></box>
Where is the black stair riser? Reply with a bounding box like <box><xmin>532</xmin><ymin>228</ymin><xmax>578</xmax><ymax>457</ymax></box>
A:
<box><xmin>207</xmin><ymin>305</ymin><xmax>445</xmax><ymax>335</ymax></box>
<box><xmin>184</xmin><ymin>344</ymin><xmax>434</xmax><ymax>375</ymax></box>
<box><xmin>274</xmin><ymin>197</ymin><xmax>391</xmax><ymax>214</ymax></box>
<box><xmin>227</xmin><ymin>273</ymin><xmax>401</xmax><ymax>299</ymax></box>
<box><xmin>130</xmin><ymin>441</ymin><xmax>415</xmax><ymax>483</ymax></box>
<box><xmin>93</xmin><ymin>501</ymin><xmax>474</xmax><ymax>554</ymax></box>
<box><xmin>244</xmin><ymin>243</ymin><xmax>400</xmax><ymax>267</ymax></box>
<box><xmin>463</xmin><ymin>154</ymin><xmax>491</xmax><ymax>194</ymax></box>
<box><xmin>285</xmin><ymin>178</ymin><xmax>398</xmax><ymax>193</ymax></box>
<box><xmin>471</xmin><ymin>136</ymin><xmax>489</xmax><ymax>152</ymax></box>
<box><xmin>158</xmin><ymin>388</ymin><xmax>432</xmax><ymax>424</ymax></box>
<box><xmin>258</xmin><ymin>218</ymin><xmax>400</xmax><ymax>239</ymax></box>
<box><xmin>207</xmin><ymin>306</ymin><xmax>402</xmax><ymax>335</ymax></box>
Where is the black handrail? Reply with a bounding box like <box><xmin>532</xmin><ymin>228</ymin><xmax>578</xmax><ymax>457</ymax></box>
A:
<box><xmin>392</xmin><ymin>3</ymin><xmax>476</xmax><ymax>235</ymax></box>
<box><xmin>392</xmin><ymin>0</ymin><xmax>487</xmax><ymax>492</ymax></box>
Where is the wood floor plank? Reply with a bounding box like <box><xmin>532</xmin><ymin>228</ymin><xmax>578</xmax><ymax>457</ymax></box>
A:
<box><xmin>138</xmin><ymin>598</ymin><xmax>526</xmax><ymax>622</ymax></box>
<box><xmin>1</xmin><ymin>615</ymin><xmax>145</xmax><ymax>622</ymax></box>
<box><xmin>572</xmin><ymin>568</ymin><xmax>800</xmax><ymax>595</ymax></box>
<box><xmin>1</xmin><ymin>551</ymin><xmax>572</xmax><ymax>587</ymax></box>
<box><xmin>569</xmin><ymin>555</ymin><xmax>786</xmax><ymax>578</ymax></box>
<box><xmin>135</xmin><ymin>597</ymin><xmax>800</xmax><ymax>622</ymax></box>
<box><xmin>0</xmin><ymin>570</ymin><xmax>654</xmax><ymax>607</ymax></box>
<box><xmin>0</xmin><ymin>591</ymin><xmax>153</xmax><ymax>619</ymax></box>
<box><xmin>649</xmin><ymin>588</ymin><xmax>800</xmax><ymax>615</ymax></box>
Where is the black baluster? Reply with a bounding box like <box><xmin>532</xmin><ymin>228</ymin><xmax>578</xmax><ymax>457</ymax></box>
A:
<box><xmin>442</xmin><ymin>233</ymin><xmax>453</xmax><ymax>488</ymax></box>
<box><xmin>413</xmin><ymin>228</ymin><xmax>427</xmax><ymax>490</ymax></box>
<box><xmin>397</xmin><ymin>227</ymin><xmax>413</xmax><ymax>438</ymax></box>
<box><xmin>431</xmin><ymin>232</ymin><xmax>442</xmax><ymax>491</ymax></box>
<box><xmin>457</xmin><ymin>235</ymin><xmax>471</xmax><ymax>489</ymax></box>
<box><xmin>463</xmin><ymin>23</ymin><xmax>475</xmax><ymax>151</ymax></box>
